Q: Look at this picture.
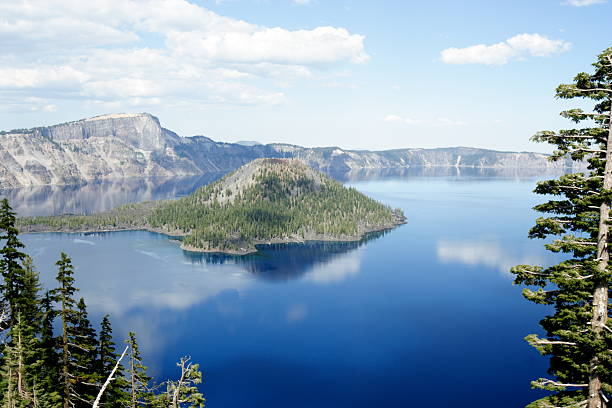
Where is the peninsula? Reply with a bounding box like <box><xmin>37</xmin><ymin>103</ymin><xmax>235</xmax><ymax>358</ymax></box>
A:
<box><xmin>17</xmin><ymin>159</ymin><xmax>406</xmax><ymax>254</ymax></box>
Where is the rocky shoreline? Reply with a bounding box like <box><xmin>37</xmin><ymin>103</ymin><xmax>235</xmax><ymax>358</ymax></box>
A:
<box><xmin>19</xmin><ymin>215</ymin><xmax>406</xmax><ymax>256</ymax></box>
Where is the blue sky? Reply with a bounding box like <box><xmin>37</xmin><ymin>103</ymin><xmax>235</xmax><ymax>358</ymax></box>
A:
<box><xmin>0</xmin><ymin>0</ymin><xmax>610</xmax><ymax>152</ymax></box>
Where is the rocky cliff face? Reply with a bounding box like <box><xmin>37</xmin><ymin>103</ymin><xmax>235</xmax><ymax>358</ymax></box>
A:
<box><xmin>0</xmin><ymin>113</ymin><xmax>579</xmax><ymax>189</ymax></box>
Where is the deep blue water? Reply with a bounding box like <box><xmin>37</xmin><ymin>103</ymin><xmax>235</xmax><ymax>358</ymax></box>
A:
<box><xmin>6</xmin><ymin>171</ymin><xmax>561</xmax><ymax>407</ymax></box>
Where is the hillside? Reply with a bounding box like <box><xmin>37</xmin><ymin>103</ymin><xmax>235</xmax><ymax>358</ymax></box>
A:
<box><xmin>0</xmin><ymin>113</ymin><xmax>580</xmax><ymax>189</ymax></box>
<box><xmin>18</xmin><ymin>159</ymin><xmax>406</xmax><ymax>254</ymax></box>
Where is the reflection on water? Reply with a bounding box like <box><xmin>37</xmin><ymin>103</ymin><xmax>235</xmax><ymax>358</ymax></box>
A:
<box><xmin>1</xmin><ymin>165</ymin><xmax>568</xmax><ymax>217</ymax></box>
<box><xmin>331</xmin><ymin>165</ymin><xmax>569</xmax><ymax>182</ymax></box>
<box><xmin>436</xmin><ymin>237</ymin><xmax>547</xmax><ymax>276</ymax></box>
<box><xmin>0</xmin><ymin>173</ymin><xmax>225</xmax><ymax>216</ymax></box>
<box><xmin>183</xmin><ymin>230</ymin><xmax>387</xmax><ymax>282</ymax></box>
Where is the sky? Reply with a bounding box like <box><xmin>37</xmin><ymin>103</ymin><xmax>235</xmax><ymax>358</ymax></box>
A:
<box><xmin>0</xmin><ymin>0</ymin><xmax>611</xmax><ymax>152</ymax></box>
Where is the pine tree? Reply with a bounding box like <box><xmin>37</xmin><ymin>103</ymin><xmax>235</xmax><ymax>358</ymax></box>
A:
<box><xmin>97</xmin><ymin>315</ymin><xmax>129</xmax><ymax>407</ymax></box>
<box><xmin>0</xmin><ymin>198</ymin><xmax>28</xmax><ymax>329</ymax></box>
<box><xmin>73</xmin><ymin>298</ymin><xmax>100</xmax><ymax>407</ymax></box>
<box><xmin>50</xmin><ymin>252</ymin><xmax>80</xmax><ymax>408</ymax></box>
<box><xmin>0</xmin><ymin>200</ymin><xmax>44</xmax><ymax>407</ymax></box>
<box><xmin>512</xmin><ymin>48</ymin><xmax>612</xmax><ymax>408</ymax></box>
<box><xmin>125</xmin><ymin>332</ymin><xmax>153</xmax><ymax>407</ymax></box>
<box><xmin>161</xmin><ymin>357</ymin><xmax>205</xmax><ymax>408</ymax></box>
<box><xmin>38</xmin><ymin>291</ymin><xmax>62</xmax><ymax>407</ymax></box>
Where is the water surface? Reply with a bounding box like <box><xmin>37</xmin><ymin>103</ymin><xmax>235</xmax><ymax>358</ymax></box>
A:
<box><xmin>5</xmin><ymin>169</ymin><xmax>559</xmax><ymax>407</ymax></box>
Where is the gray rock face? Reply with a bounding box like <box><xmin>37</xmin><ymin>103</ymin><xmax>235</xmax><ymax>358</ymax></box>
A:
<box><xmin>0</xmin><ymin>113</ymin><xmax>580</xmax><ymax>189</ymax></box>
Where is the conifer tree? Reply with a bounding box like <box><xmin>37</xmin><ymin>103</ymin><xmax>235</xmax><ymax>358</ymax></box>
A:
<box><xmin>126</xmin><ymin>332</ymin><xmax>153</xmax><ymax>407</ymax></box>
<box><xmin>73</xmin><ymin>298</ymin><xmax>100</xmax><ymax>407</ymax></box>
<box><xmin>50</xmin><ymin>253</ymin><xmax>80</xmax><ymax>408</ymax></box>
<box><xmin>513</xmin><ymin>48</ymin><xmax>612</xmax><ymax>408</ymax></box>
<box><xmin>39</xmin><ymin>291</ymin><xmax>61</xmax><ymax>407</ymax></box>
<box><xmin>161</xmin><ymin>357</ymin><xmax>205</xmax><ymax>408</ymax></box>
<box><xmin>0</xmin><ymin>198</ymin><xmax>28</xmax><ymax>329</ymax></box>
<box><xmin>0</xmin><ymin>200</ymin><xmax>44</xmax><ymax>407</ymax></box>
<box><xmin>97</xmin><ymin>315</ymin><xmax>129</xmax><ymax>406</ymax></box>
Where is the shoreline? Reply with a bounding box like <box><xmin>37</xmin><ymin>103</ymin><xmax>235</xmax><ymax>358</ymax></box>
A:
<box><xmin>19</xmin><ymin>217</ymin><xmax>406</xmax><ymax>256</ymax></box>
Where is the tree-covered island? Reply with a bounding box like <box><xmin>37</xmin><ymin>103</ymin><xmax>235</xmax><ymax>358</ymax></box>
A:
<box><xmin>17</xmin><ymin>159</ymin><xmax>406</xmax><ymax>254</ymax></box>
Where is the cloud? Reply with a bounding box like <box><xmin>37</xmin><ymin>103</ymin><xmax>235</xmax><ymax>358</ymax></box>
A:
<box><xmin>293</xmin><ymin>0</ymin><xmax>312</xmax><ymax>4</ymax></box>
<box><xmin>435</xmin><ymin>117</ymin><xmax>467</xmax><ymax>126</ymax></box>
<box><xmin>0</xmin><ymin>0</ymin><xmax>369</xmax><ymax>110</ymax></box>
<box><xmin>440</xmin><ymin>33</ymin><xmax>571</xmax><ymax>66</ymax></box>
<box><xmin>385</xmin><ymin>115</ymin><xmax>467</xmax><ymax>126</ymax></box>
<box><xmin>564</xmin><ymin>0</ymin><xmax>606</xmax><ymax>5</ymax></box>
<box><xmin>384</xmin><ymin>114</ymin><xmax>420</xmax><ymax>125</ymax></box>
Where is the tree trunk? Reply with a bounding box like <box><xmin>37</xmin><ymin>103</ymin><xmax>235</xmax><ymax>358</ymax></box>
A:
<box><xmin>62</xmin><ymin>297</ymin><xmax>70</xmax><ymax>408</ymax></box>
<box><xmin>131</xmin><ymin>355</ymin><xmax>136</xmax><ymax>408</ymax></box>
<box><xmin>589</xmin><ymin>106</ymin><xmax>612</xmax><ymax>408</ymax></box>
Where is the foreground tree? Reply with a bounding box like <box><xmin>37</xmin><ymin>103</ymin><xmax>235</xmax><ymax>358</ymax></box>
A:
<box><xmin>513</xmin><ymin>48</ymin><xmax>612</xmax><ymax>408</ymax></box>
<box><xmin>98</xmin><ymin>315</ymin><xmax>129</xmax><ymax>406</ymax></box>
<box><xmin>154</xmin><ymin>357</ymin><xmax>205</xmax><ymax>408</ymax></box>
<box><xmin>126</xmin><ymin>332</ymin><xmax>153</xmax><ymax>407</ymax></box>
<box><xmin>50</xmin><ymin>253</ymin><xmax>82</xmax><ymax>408</ymax></box>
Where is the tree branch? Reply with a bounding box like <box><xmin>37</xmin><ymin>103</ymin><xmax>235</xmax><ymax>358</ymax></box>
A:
<box><xmin>532</xmin><ymin>339</ymin><xmax>577</xmax><ymax>346</ymax></box>
<box><xmin>570</xmin><ymin>88</ymin><xmax>612</xmax><ymax>94</ymax></box>
<box><xmin>533</xmin><ymin>378</ymin><xmax>588</xmax><ymax>388</ymax></box>
<box><xmin>92</xmin><ymin>346</ymin><xmax>129</xmax><ymax>408</ymax></box>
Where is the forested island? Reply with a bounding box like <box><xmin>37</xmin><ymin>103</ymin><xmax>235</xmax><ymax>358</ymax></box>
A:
<box><xmin>17</xmin><ymin>159</ymin><xmax>406</xmax><ymax>254</ymax></box>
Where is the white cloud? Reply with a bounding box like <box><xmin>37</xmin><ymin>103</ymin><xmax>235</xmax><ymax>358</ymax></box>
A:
<box><xmin>293</xmin><ymin>0</ymin><xmax>312</xmax><ymax>4</ymax></box>
<box><xmin>0</xmin><ymin>0</ymin><xmax>368</xmax><ymax>110</ymax></box>
<box><xmin>384</xmin><ymin>114</ymin><xmax>420</xmax><ymax>125</ymax></box>
<box><xmin>0</xmin><ymin>66</ymin><xmax>90</xmax><ymax>89</ymax></box>
<box><xmin>564</xmin><ymin>0</ymin><xmax>606</xmax><ymax>6</ymax></box>
<box><xmin>435</xmin><ymin>117</ymin><xmax>467</xmax><ymax>126</ymax></box>
<box><xmin>167</xmin><ymin>26</ymin><xmax>369</xmax><ymax>65</ymax></box>
<box><xmin>384</xmin><ymin>115</ymin><xmax>467</xmax><ymax>126</ymax></box>
<box><xmin>440</xmin><ymin>33</ymin><xmax>571</xmax><ymax>66</ymax></box>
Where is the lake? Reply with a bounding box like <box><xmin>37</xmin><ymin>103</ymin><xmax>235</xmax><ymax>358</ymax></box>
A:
<box><xmin>3</xmin><ymin>168</ymin><xmax>559</xmax><ymax>407</ymax></box>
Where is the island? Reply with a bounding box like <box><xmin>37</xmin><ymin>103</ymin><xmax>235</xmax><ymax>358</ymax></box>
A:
<box><xmin>17</xmin><ymin>158</ymin><xmax>406</xmax><ymax>254</ymax></box>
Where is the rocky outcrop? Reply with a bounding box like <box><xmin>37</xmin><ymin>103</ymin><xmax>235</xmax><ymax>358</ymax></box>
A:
<box><xmin>0</xmin><ymin>113</ymin><xmax>581</xmax><ymax>189</ymax></box>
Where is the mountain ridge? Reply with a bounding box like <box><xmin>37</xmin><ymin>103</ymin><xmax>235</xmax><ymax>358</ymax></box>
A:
<box><xmin>0</xmin><ymin>112</ymin><xmax>579</xmax><ymax>189</ymax></box>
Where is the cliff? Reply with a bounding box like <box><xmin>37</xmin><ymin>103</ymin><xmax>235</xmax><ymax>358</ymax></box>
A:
<box><xmin>0</xmin><ymin>113</ymin><xmax>579</xmax><ymax>189</ymax></box>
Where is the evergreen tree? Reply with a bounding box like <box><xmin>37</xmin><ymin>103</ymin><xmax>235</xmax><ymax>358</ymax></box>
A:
<box><xmin>161</xmin><ymin>357</ymin><xmax>205</xmax><ymax>408</ymax></box>
<box><xmin>38</xmin><ymin>291</ymin><xmax>61</xmax><ymax>407</ymax></box>
<box><xmin>50</xmin><ymin>253</ymin><xmax>80</xmax><ymax>408</ymax></box>
<box><xmin>512</xmin><ymin>48</ymin><xmax>612</xmax><ymax>408</ymax></box>
<box><xmin>126</xmin><ymin>332</ymin><xmax>153</xmax><ymax>407</ymax></box>
<box><xmin>73</xmin><ymin>298</ymin><xmax>100</xmax><ymax>407</ymax></box>
<box><xmin>97</xmin><ymin>315</ymin><xmax>129</xmax><ymax>406</ymax></box>
<box><xmin>0</xmin><ymin>200</ymin><xmax>44</xmax><ymax>407</ymax></box>
<box><xmin>0</xmin><ymin>198</ymin><xmax>28</xmax><ymax>329</ymax></box>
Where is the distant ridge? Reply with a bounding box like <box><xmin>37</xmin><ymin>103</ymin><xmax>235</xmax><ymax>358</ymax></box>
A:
<box><xmin>0</xmin><ymin>113</ymin><xmax>580</xmax><ymax>188</ymax></box>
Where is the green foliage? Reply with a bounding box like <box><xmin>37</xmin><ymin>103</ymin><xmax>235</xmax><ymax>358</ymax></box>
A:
<box><xmin>18</xmin><ymin>201</ymin><xmax>158</xmax><ymax>233</ymax></box>
<box><xmin>152</xmin><ymin>357</ymin><xmax>205</xmax><ymax>408</ymax></box>
<box><xmin>98</xmin><ymin>315</ymin><xmax>129</xmax><ymax>407</ymax></box>
<box><xmin>512</xmin><ymin>48</ymin><xmax>612</xmax><ymax>407</ymax></box>
<box><xmin>126</xmin><ymin>331</ymin><xmax>155</xmax><ymax>407</ymax></box>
